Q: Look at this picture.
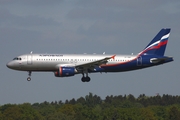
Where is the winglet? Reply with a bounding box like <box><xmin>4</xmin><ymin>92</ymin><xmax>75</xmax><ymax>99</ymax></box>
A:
<box><xmin>111</xmin><ymin>55</ymin><xmax>116</xmax><ymax>60</ymax></box>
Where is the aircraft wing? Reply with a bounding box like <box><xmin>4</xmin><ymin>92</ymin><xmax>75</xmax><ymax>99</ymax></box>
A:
<box><xmin>75</xmin><ymin>55</ymin><xmax>116</xmax><ymax>71</ymax></box>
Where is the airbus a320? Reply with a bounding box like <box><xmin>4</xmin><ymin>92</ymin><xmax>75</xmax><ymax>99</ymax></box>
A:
<box><xmin>6</xmin><ymin>28</ymin><xmax>173</xmax><ymax>82</ymax></box>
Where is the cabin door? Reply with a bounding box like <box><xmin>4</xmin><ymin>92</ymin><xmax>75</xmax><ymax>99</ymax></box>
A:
<box><xmin>27</xmin><ymin>55</ymin><xmax>32</xmax><ymax>65</ymax></box>
<box><xmin>137</xmin><ymin>56</ymin><xmax>142</xmax><ymax>66</ymax></box>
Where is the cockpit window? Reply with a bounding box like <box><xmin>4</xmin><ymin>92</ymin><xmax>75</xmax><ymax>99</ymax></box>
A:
<box><xmin>13</xmin><ymin>57</ymin><xmax>22</xmax><ymax>60</ymax></box>
<box><xmin>13</xmin><ymin>57</ymin><xmax>18</xmax><ymax>60</ymax></box>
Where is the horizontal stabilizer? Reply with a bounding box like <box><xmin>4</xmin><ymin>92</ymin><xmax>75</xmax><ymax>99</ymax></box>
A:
<box><xmin>150</xmin><ymin>56</ymin><xmax>173</xmax><ymax>63</ymax></box>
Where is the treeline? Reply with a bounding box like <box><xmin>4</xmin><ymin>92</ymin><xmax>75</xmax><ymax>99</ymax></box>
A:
<box><xmin>1</xmin><ymin>93</ymin><xmax>180</xmax><ymax>120</ymax></box>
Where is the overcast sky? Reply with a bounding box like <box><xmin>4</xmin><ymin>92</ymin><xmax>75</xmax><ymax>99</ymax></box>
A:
<box><xmin>1</xmin><ymin>0</ymin><xmax>180</xmax><ymax>105</ymax></box>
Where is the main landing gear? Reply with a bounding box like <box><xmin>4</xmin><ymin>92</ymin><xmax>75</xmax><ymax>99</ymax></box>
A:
<box><xmin>81</xmin><ymin>72</ymin><xmax>91</xmax><ymax>82</ymax></box>
<box><xmin>27</xmin><ymin>71</ymin><xmax>31</xmax><ymax>81</ymax></box>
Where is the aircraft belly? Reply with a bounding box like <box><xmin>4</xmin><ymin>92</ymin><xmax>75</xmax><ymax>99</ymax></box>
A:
<box><xmin>24</xmin><ymin>62</ymin><xmax>58</xmax><ymax>71</ymax></box>
<box><xmin>101</xmin><ymin>61</ymin><xmax>138</xmax><ymax>72</ymax></box>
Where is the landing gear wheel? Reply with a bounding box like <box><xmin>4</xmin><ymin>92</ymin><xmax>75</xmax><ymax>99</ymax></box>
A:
<box><xmin>27</xmin><ymin>77</ymin><xmax>31</xmax><ymax>81</ymax></box>
<box><xmin>81</xmin><ymin>77</ymin><xmax>85</xmax><ymax>82</ymax></box>
<box><xmin>27</xmin><ymin>71</ymin><xmax>32</xmax><ymax>81</ymax></box>
<box><xmin>81</xmin><ymin>77</ymin><xmax>91</xmax><ymax>82</ymax></box>
<box><xmin>81</xmin><ymin>71</ymin><xmax>91</xmax><ymax>82</ymax></box>
<box><xmin>86</xmin><ymin>77</ymin><xmax>90</xmax><ymax>82</ymax></box>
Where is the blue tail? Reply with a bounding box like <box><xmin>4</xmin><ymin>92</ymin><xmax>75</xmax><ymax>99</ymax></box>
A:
<box><xmin>139</xmin><ymin>28</ymin><xmax>171</xmax><ymax>56</ymax></box>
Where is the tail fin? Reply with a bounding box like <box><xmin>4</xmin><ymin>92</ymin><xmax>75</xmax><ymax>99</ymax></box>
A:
<box><xmin>139</xmin><ymin>28</ymin><xmax>171</xmax><ymax>56</ymax></box>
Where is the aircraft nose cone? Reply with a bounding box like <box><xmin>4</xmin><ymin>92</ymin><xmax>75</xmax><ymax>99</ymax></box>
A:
<box><xmin>6</xmin><ymin>62</ymin><xmax>14</xmax><ymax>69</ymax></box>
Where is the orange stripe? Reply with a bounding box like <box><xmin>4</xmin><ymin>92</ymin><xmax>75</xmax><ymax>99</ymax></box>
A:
<box><xmin>59</xmin><ymin>67</ymin><xmax>62</xmax><ymax>76</ymax></box>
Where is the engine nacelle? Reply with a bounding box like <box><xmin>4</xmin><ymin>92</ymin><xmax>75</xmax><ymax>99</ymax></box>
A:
<box><xmin>54</xmin><ymin>67</ymin><xmax>76</xmax><ymax>77</ymax></box>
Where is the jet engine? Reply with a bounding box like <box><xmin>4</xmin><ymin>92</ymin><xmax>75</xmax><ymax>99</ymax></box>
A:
<box><xmin>54</xmin><ymin>67</ymin><xmax>76</xmax><ymax>77</ymax></box>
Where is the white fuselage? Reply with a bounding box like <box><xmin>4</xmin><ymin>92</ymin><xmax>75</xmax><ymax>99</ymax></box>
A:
<box><xmin>7</xmin><ymin>53</ymin><xmax>136</xmax><ymax>72</ymax></box>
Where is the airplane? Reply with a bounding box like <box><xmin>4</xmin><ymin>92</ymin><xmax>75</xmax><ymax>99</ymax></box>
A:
<box><xmin>6</xmin><ymin>28</ymin><xmax>173</xmax><ymax>82</ymax></box>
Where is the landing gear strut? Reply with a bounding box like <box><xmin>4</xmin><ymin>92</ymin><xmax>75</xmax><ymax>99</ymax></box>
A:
<box><xmin>81</xmin><ymin>72</ymin><xmax>91</xmax><ymax>82</ymax></box>
<box><xmin>27</xmin><ymin>71</ymin><xmax>32</xmax><ymax>81</ymax></box>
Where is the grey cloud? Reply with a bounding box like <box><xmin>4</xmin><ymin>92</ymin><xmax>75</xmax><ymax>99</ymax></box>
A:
<box><xmin>0</xmin><ymin>0</ymin><xmax>63</xmax><ymax>6</ymax></box>
<box><xmin>67</xmin><ymin>0</ymin><xmax>180</xmax><ymax>39</ymax></box>
<box><xmin>157</xmin><ymin>2</ymin><xmax>180</xmax><ymax>14</ymax></box>
<box><xmin>16</xmin><ymin>15</ymin><xmax>61</xmax><ymax>27</ymax></box>
<box><xmin>76</xmin><ymin>0</ymin><xmax>163</xmax><ymax>10</ymax></box>
<box><xmin>0</xmin><ymin>27</ymin><xmax>42</xmax><ymax>46</ymax></box>
<box><xmin>68</xmin><ymin>0</ymin><xmax>180</xmax><ymax>21</ymax></box>
<box><xmin>0</xmin><ymin>8</ymin><xmax>60</xmax><ymax>27</ymax></box>
<box><xmin>67</xmin><ymin>8</ymin><xmax>113</xmax><ymax>20</ymax></box>
<box><xmin>0</xmin><ymin>9</ymin><xmax>13</xmax><ymax>24</ymax></box>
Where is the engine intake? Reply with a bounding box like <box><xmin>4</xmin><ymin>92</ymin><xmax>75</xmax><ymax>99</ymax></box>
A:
<box><xmin>54</xmin><ymin>67</ymin><xmax>76</xmax><ymax>77</ymax></box>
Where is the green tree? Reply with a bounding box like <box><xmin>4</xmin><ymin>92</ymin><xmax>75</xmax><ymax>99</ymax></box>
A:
<box><xmin>150</xmin><ymin>106</ymin><xmax>167</xmax><ymax>120</ymax></box>
<box><xmin>127</xmin><ymin>94</ymin><xmax>136</xmax><ymax>102</ymax></box>
<box><xmin>0</xmin><ymin>111</ymin><xmax>4</xmax><ymax>120</ymax></box>
<box><xmin>140</xmin><ymin>107</ymin><xmax>156</xmax><ymax>120</ymax></box>
<box><xmin>3</xmin><ymin>105</ymin><xmax>22</xmax><ymax>120</ymax></box>
<box><xmin>20</xmin><ymin>103</ymin><xmax>43</xmax><ymax>120</ymax></box>
<box><xmin>57</xmin><ymin>104</ymin><xmax>76</xmax><ymax>120</ymax></box>
<box><xmin>167</xmin><ymin>106</ymin><xmax>180</xmax><ymax>120</ymax></box>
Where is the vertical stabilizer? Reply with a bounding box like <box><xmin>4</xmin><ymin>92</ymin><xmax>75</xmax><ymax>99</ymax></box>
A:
<box><xmin>139</xmin><ymin>28</ymin><xmax>171</xmax><ymax>56</ymax></box>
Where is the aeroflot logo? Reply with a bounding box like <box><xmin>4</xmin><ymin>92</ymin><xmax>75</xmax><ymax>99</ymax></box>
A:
<box><xmin>39</xmin><ymin>54</ymin><xmax>63</xmax><ymax>57</ymax></box>
<box><xmin>145</xmin><ymin>33</ymin><xmax>169</xmax><ymax>51</ymax></box>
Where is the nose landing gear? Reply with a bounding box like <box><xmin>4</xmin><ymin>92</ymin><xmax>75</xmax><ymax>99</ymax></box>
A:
<box><xmin>27</xmin><ymin>71</ymin><xmax>32</xmax><ymax>81</ymax></box>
